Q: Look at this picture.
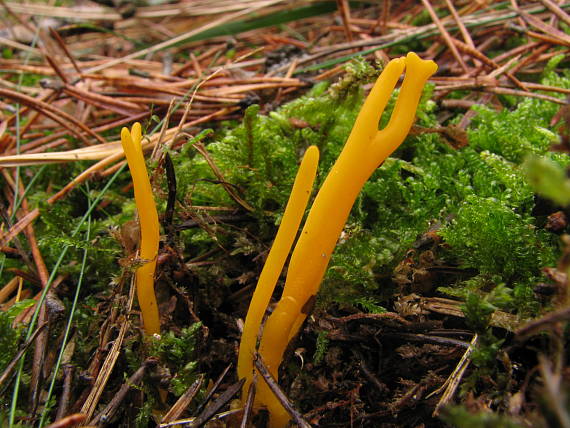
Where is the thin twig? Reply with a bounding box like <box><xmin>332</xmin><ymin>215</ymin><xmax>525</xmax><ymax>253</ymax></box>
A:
<box><xmin>253</xmin><ymin>352</ymin><xmax>311</xmax><ymax>428</ymax></box>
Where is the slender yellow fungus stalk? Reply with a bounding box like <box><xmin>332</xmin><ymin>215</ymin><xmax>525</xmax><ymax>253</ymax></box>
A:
<box><xmin>120</xmin><ymin>122</ymin><xmax>161</xmax><ymax>336</ymax></box>
<box><xmin>246</xmin><ymin>52</ymin><xmax>437</xmax><ymax>427</ymax></box>
<box><xmin>237</xmin><ymin>146</ymin><xmax>319</xmax><ymax>396</ymax></box>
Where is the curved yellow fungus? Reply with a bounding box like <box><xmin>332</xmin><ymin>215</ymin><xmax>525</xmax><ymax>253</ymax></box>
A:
<box><xmin>121</xmin><ymin>122</ymin><xmax>161</xmax><ymax>336</ymax></box>
<box><xmin>241</xmin><ymin>52</ymin><xmax>437</xmax><ymax>427</ymax></box>
<box><xmin>237</xmin><ymin>146</ymin><xmax>319</xmax><ymax>396</ymax></box>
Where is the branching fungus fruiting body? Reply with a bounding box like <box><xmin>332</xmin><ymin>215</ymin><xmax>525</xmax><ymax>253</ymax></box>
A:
<box><xmin>237</xmin><ymin>145</ymin><xmax>319</xmax><ymax>397</ymax></box>
<box><xmin>239</xmin><ymin>52</ymin><xmax>437</xmax><ymax>427</ymax></box>
<box><xmin>121</xmin><ymin>122</ymin><xmax>161</xmax><ymax>336</ymax></box>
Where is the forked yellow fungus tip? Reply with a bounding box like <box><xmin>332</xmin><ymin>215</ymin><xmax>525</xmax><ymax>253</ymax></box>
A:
<box><xmin>238</xmin><ymin>53</ymin><xmax>437</xmax><ymax>427</ymax></box>
<box><xmin>120</xmin><ymin>123</ymin><xmax>161</xmax><ymax>336</ymax></box>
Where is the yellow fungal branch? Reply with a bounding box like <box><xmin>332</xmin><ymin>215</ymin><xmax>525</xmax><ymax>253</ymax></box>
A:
<box><xmin>120</xmin><ymin>122</ymin><xmax>161</xmax><ymax>336</ymax></box>
<box><xmin>240</xmin><ymin>52</ymin><xmax>437</xmax><ymax>427</ymax></box>
<box><xmin>237</xmin><ymin>146</ymin><xmax>319</xmax><ymax>398</ymax></box>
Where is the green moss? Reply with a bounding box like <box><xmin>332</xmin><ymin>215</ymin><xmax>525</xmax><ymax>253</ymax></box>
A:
<box><xmin>440</xmin><ymin>195</ymin><xmax>554</xmax><ymax>280</ymax></box>
<box><xmin>149</xmin><ymin>323</ymin><xmax>203</xmax><ymax>396</ymax></box>
<box><xmin>0</xmin><ymin>300</ymin><xmax>34</xmax><ymax>374</ymax></box>
<box><xmin>313</xmin><ymin>330</ymin><xmax>330</xmax><ymax>365</ymax></box>
<box><xmin>442</xmin><ymin>405</ymin><xmax>526</xmax><ymax>428</ymax></box>
<box><xmin>468</xmin><ymin>102</ymin><xmax>555</xmax><ymax>163</ymax></box>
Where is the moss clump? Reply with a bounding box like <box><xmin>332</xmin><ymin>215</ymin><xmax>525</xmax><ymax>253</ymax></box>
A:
<box><xmin>166</xmin><ymin>62</ymin><xmax>570</xmax><ymax>321</ymax></box>
<box><xmin>173</xmin><ymin>81</ymin><xmax>365</xmax><ymax>218</ymax></box>
<box><xmin>440</xmin><ymin>194</ymin><xmax>555</xmax><ymax>284</ymax></box>
<box><xmin>149</xmin><ymin>323</ymin><xmax>203</xmax><ymax>396</ymax></box>
<box><xmin>0</xmin><ymin>300</ymin><xmax>34</xmax><ymax>375</ymax></box>
<box><xmin>442</xmin><ymin>405</ymin><xmax>526</xmax><ymax>428</ymax></box>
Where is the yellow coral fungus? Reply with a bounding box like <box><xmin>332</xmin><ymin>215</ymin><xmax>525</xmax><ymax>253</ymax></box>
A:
<box><xmin>237</xmin><ymin>145</ymin><xmax>319</xmax><ymax>398</ymax></box>
<box><xmin>120</xmin><ymin>122</ymin><xmax>161</xmax><ymax>336</ymax></box>
<box><xmin>240</xmin><ymin>52</ymin><xmax>437</xmax><ymax>427</ymax></box>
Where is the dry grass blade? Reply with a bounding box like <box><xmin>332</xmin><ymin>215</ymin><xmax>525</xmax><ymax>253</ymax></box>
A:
<box><xmin>161</xmin><ymin>375</ymin><xmax>205</xmax><ymax>424</ymax></box>
<box><xmin>240</xmin><ymin>379</ymin><xmax>256</xmax><ymax>428</ymax></box>
<box><xmin>0</xmin><ymin>142</ymin><xmax>123</xmax><ymax>167</ymax></box>
<box><xmin>80</xmin><ymin>279</ymin><xmax>135</xmax><ymax>423</ymax></box>
<box><xmin>80</xmin><ymin>316</ymin><xmax>130</xmax><ymax>423</ymax></box>
<box><xmin>517</xmin><ymin>7</ymin><xmax>570</xmax><ymax>46</ymax></box>
<box><xmin>430</xmin><ymin>334</ymin><xmax>478</xmax><ymax>416</ymax></box>
<box><xmin>83</xmin><ymin>0</ymin><xmax>285</xmax><ymax>75</ymax></box>
<box><xmin>90</xmin><ymin>358</ymin><xmax>158</xmax><ymax>425</ymax></box>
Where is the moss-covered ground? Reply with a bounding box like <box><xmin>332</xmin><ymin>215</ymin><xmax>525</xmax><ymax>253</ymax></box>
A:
<box><xmin>1</xmin><ymin>2</ymin><xmax>570</xmax><ymax>427</ymax></box>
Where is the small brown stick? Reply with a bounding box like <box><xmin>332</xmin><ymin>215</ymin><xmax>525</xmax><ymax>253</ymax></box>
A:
<box><xmin>421</xmin><ymin>0</ymin><xmax>469</xmax><ymax>73</ymax></box>
<box><xmin>90</xmin><ymin>358</ymin><xmax>159</xmax><ymax>425</ymax></box>
<box><xmin>61</xmin><ymin>85</ymin><xmax>144</xmax><ymax>114</ymax></box>
<box><xmin>48</xmin><ymin>27</ymin><xmax>82</xmax><ymax>76</ymax></box>
<box><xmin>451</xmin><ymin>37</ymin><xmax>528</xmax><ymax>91</ymax></box>
<box><xmin>509</xmin><ymin>43</ymin><xmax>549</xmax><ymax>75</ymax></box>
<box><xmin>44</xmin><ymin>54</ymin><xmax>70</xmax><ymax>84</ymax></box>
<box><xmin>336</xmin><ymin>0</ymin><xmax>354</xmax><ymax>42</ymax></box>
<box><xmin>516</xmin><ymin>306</ymin><xmax>570</xmax><ymax>338</ymax></box>
<box><xmin>372</xmin><ymin>0</ymin><xmax>390</xmax><ymax>34</ymax></box>
<box><xmin>492</xmin><ymin>41</ymin><xmax>540</xmax><ymax>63</ymax></box>
<box><xmin>487</xmin><ymin>54</ymin><xmax>521</xmax><ymax>80</ymax></box>
<box><xmin>174</xmin><ymin>45</ymin><xmax>225</xmax><ymax>77</ymax></box>
<box><xmin>191</xmin><ymin>379</ymin><xmax>246</xmax><ymax>428</ymax></box>
<box><xmin>161</xmin><ymin>375</ymin><xmax>204</xmax><ymax>424</ymax></box>
<box><xmin>537</xmin><ymin>0</ymin><xmax>570</xmax><ymax>27</ymax></box>
<box><xmin>442</xmin><ymin>0</ymin><xmax>480</xmax><ymax>67</ymax></box>
<box><xmin>253</xmin><ymin>352</ymin><xmax>311</xmax><ymax>428</ymax></box>
<box><xmin>329</xmin><ymin>312</ymin><xmax>412</xmax><ymax>325</ymax></box>
<box><xmin>486</xmin><ymin>86</ymin><xmax>566</xmax><ymax>105</ymax></box>
<box><xmin>195</xmin><ymin>363</ymin><xmax>234</xmax><ymax>415</ymax></box>
<box><xmin>0</xmin><ymin>277</ymin><xmax>20</xmax><ymax>304</ymax></box>
<box><xmin>517</xmin><ymin>82</ymin><xmax>570</xmax><ymax>95</ymax></box>
<box><xmin>517</xmin><ymin>7</ymin><xmax>570</xmax><ymax>46</ymax></box>
<box><xmin>430</xmin><ymin>334</ymin><xmax>478</xmax><ymax>416</ymax></box>
<box><xmin>190</xmin><ymin>53</ymin><xmax>202</xmax><ymax>76</ymax></box>
<box><xmin>523</xmin><ymin>28</ymin><xmax>570</xmax><ymax>47</ymax></box>
<box><xmin>55</xmin><ymin>364</ymin><xmax>74</xmax><ymax>420</ymax></box>
<box><xmin>192</xmin><ymin>141</ymin><xmax>255</xmax><ymax>212</ymax></box>
<box><xmin>240</xmin><ymin>378</ymin><xmax>256</xmax><ymax>428</ymax></box>
<box><xmin>352</xmin><ymin>349</ymin><xmax>386</xmax><ymax>393</ymax></box>
<box><xmin>152</xmin><ymin>98</ymin><xmax>175</xmax><ymax>161</ymax></box>
<box><xmin>386</xmin><ymin>332</ymin><xmax>471</xmax><ymax>348</ymax></box>
<box><xmin>273</xmin><ymin>58</ymin><xmax>298</xmax><ymax>105</ymax></box>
